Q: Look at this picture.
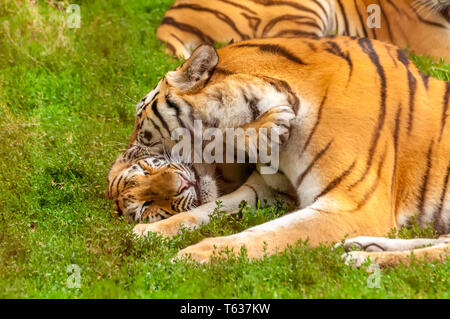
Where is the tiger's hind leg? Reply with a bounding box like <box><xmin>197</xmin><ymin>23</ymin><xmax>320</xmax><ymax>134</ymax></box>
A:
<box><xmin>343</xmin><ymin>235</ymin><xmax>450</xmax><ymax>252</ymax></box>
<box><xmin>343</xmin><ymin>235</ymin><xmax>450</xmax><ymax>267</ymax></box>
<box><xmin>156</xmin><ymin>24</ymin><xmax>205</xmax><ymax>59</ymax></box>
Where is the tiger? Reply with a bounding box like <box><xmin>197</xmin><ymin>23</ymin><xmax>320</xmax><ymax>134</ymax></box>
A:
<box><xmin>108</xmin><ymin>36</ymin><xmax>450</xmax><ymax>267</ymax></box>
<box><xmin>106</xmin><ymin>144</ymin><xmax>293</xmax><ymax>223</ymax></box>
<box><xmin>157</xmin><ymin>0</ymin><xmax>450</xmax><ymax>62</ymax></box>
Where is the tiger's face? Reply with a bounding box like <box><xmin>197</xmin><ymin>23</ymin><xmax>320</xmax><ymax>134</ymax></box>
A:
<box><xmin>422</xmin><ymin>0</ymin><xmax>450</xmax><ymax>22</ymax></box>
<box><xmin>441</xmin><ymin>1</ymin><xmax>450</xmax><ymax>23</ymax></box>
<box><xmin>107</xmin><ymin>155</ymin><xmax>200</xmax><ymax>223</ymax></box>
<box><xmin>107</xmin><ymin>45</ymin><xmax>226</xmax><ymax>223</ymax></box>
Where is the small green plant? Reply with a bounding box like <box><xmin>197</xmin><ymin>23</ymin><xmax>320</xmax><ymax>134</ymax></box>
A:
<box><xmin>388</xmin><ymin>215</ymin><xmax>439</xmax><ymax>240</ymax></box>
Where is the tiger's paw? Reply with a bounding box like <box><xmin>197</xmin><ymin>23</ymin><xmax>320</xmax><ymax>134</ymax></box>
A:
<box><xmin>257</xmin><ymin>106</ymin><xmax>295</xmax><ymax>145</ymax></box>
<box><xmin>133</xmin><ymin>213</ymin><xmax>199</xmax><ymax>238</ymax></box>
<box><xmin>133</xmin><ymin>223</ymin><xmax>173</xmax><ymax>238</ymax></box>
<box><xmin>175</xmin><ymin>231</ymin><xmax>271</xmax><ymax>263</ymax></box>
<box><xmin>176</xmin><ymin>237</ymin><xmax>238</xmax><ymax>263</ymax></box>
<box><xmin>343</xmin><ymin>236</ymin><xmax>389</xmax><ymax>252</ymax></box>
<box><xmin>176</xmin><ymin>241</ymin><xmax>216</xmax><ymax>264</ymax></box>
<box><xmin>342</xmin><ymin>251</ymin><xmax>372</xmax><ymax>268</ymax></box>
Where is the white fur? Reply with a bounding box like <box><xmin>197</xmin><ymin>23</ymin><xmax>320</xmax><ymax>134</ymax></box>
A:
<box><xmin>247</xmin><ymin>208</ymin><xmax>318</xmax><ymax>233</ymax></box>
<box><xmin>343</xmin><ymin>236</ymin><xmax>450</xmax><ymax>252</ymax></box>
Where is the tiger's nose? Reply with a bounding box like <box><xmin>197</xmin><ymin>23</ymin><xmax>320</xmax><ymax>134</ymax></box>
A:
<box><xmin>178</xmin><ymin>175</ymin><xmax>191</xmax><ymax>194</ymax></box>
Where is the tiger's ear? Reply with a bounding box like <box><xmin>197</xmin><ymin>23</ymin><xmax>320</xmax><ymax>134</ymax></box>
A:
<box><xmin>166</xmin><ymin>44</ymin><xmax>219</xmax><ymax>92</ymax></box>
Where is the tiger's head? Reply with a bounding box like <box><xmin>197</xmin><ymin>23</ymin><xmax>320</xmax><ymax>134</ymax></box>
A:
<box><xmin>106</xmin><ymin>149</ymin><xmax>218</xmax><ymax>223</ymax></box>
<box><xmin>107</xmin><ymin>41</ymin><xmax>296</xmax><ymax>222</ymax></box>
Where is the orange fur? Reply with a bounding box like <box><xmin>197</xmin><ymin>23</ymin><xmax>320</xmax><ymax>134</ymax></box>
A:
<box><xmin>157</xmin><ymin>0</ymin><xmax>450</xmax><ymax>62</ymax></box>
<box><xmin>124</xmin><ymin>36</ymin><xmax>450</xmax><ymax>265</ymax></box>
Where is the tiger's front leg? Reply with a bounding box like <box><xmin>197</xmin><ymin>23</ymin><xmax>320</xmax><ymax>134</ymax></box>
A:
<box><xmin>133</xmin><ymin>104</ymin><xmax>296</xmax><ymax>238</ymax></box>
<box><xmin>175</xmin><ymin>202</ymin><xmax>393</xmax><ymax>263</ymax></box>
<box><xmin>133</xmin><ymin>171</ymin><xmax>292</xmax><ymax>238</ymax></box>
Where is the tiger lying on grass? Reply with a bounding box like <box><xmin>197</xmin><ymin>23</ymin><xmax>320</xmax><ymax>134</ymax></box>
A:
<box><xmin>107</xmin><ymin>36</ymin><xmax>450</xmax><ymax>266</ymax></box>
<box><xmin>157</xmin><ymin>0</ymin><xmax>450</xmax><ymax>62</ymax></box>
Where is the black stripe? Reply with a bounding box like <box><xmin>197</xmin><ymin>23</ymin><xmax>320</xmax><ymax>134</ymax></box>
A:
<box><xmin>305</xmin><ymin>41</ymin><xmax>317</xmax><ymax>51</ymax></box>
<box><xmin>249</xmin><ymin>0</ymin><xmax>324</xmax><ymax>22</ymax></box>
<box><xmin>363</xmin><ymin>243</ymin><xmax>387</xmax><ymax>252</ymax></box>
<box><xmin>260</xmin><ymin>75</ymin><xmax>300</xmax><ymax>113</ymax></box>
<box><xmin>412</xmin><ymin>7</ymin><xmax>447</xmax><ymax>29</ymax></box>
<box><xmin>302</xmin><ymin>90</ymin><xmax>327</xmax><ymax>153</ymax></box>
<box><xmin>334</xmin><ymin>12</ymin><xmax>339</xmax><ymax>33</ymax></box>
<box><xmin>108</xmin><ymin>174</ymin><xmax>119</xmax><ymax>198</ymax></box>
<box><xmin>215</xmin><ymin>67</ymin><xmax>236</xmax><ymax>76</ymax></box>
<box><xmin>439</xmin><ymin>82</ymin><xmax>450</xmax><ymax>142</ymax></box>
<box><xmin>417</xmin><ymin>141</ymin><xmax>434</xmax><ymax>224</ymax></box>
<box><xmin>273</xmin><ymin>29</ymin><xmax>319</xmax><ymax>38</ymax></box>
<box><xmin>386</xmin><ymin>0</ymin><xmax>400</xmax><ymax>13</ymax></box>
<box><xmin>116</xmin><ymin>174</ymin><xmax>124</xmax><ymax>197</ymax></box>
<box><xmin>351</xmin><ymin>38</ymin><xmax>387</xmax><ymax>188</ymax></box>
<box><xmin>247</xmin><ymin>97</ymin><xmax>260</xmax><ymax>120</ymax></box>
<box><xmin>386</xmin><ymin>46</ymin><xmax>398</xmax><ymax>67</ymax></box>
<box><xmin>161</xmin><ymin>208</ymin><xmax>175</xmax><ymax>216</ymax></box>
<box><xmin>165</xmin><ymin>96</ymin><xmax>184</xmax><ymax>129</ymax></box>
<box><xmin>397</xmin><ymin>49</ymin><xmax>417</xmax><ymax>134</ymax></box>
<box><xmin>165</xmin><ymin>42</ymin><xmax>176</xmax><ymax>56</ymax></box>
<box><xmin>296</xmin><ymin>140</ymin><xmax>333</xmax><ymax>188</ymax></box>
<box><xmin>336</xmin><ymin>0</ymin><xmax>349</xmax><ymax>35</ymax></box>
<box><xmin>170</xmin><ymin>32</ymin><xmax>185</xmax><ymax>46</ymax></box>
<box><xmin>262</xmin><ymin>15</ymin><xmax>322</xmax><ymax>36</ymax></box>
<box><xmin>244</xmin><ymin>184</ymin><xmax>259</xmax><ymax>204</ymax></box>
<box><xmin>314</xmin><ymin>160</ymin><xmax>356</xmax><ymax>201</ymax></box>
<box><xmin>420</xmin><ymin>73</ymin><xmax>430</xmax><ymax>90</ymax></box>
<box><xmin>324</xmin><ymin>41</ymin><xmax>353</xmax><ymax>80</ymax></box>
<box><xmin>353</xmin><ymin>0</ymin><xmax>368</xmax><ymax>37</ymax></box>
<box><xmin>160</xmin><ymin>17</ymin><xmax>214</xmax><ymax>44</ymax></box>
<box><xmin>434</xmin><ymin>160</ymin><xmax>450</xmax><ymax>234</ymax></box>
<box><xmin>406</xmin><ymin>72</ymin><xmax>417</xmax><ymax>134</ymax></box>
<box><xmin>218</xmin><ymin>0</ymin><xmax>257</xmax><ymax>15</ymax></box>
<box><xmin>151</xmin><ymin>100</ymin><xmax>171</xmax><ymax>136</ymax></box>
<box><xmin>350</xmin><ymin>145</ymin><xmax>387</xmax><ymax>212</ymax></box>
<box><xmin>234</xmin><ymin>43</ymin><xmax>306</xmax><ymax>65</ymax></box>
<box><xmin>149</xmin><ymin>117</ymin><xmax>164</xmax><ymax>139</ymax></box>
<box><xmin>240</xmin><ymin>12</ymin><xmax>262</xmax><ymax>37</ymax></box>
<box><xmin>165</xmin><ymin>97</ymin><xmax>181</xmax><ymax>117</ymax></box>
<box><xmin>178</xmin><ymin>195</ymin><xmax>188</xmax><ymax>211</ymax></box>
<box><xmin>312</xmin><ymin>0</ymin><xmax>329</xmax><ymax>25</ymax></box>
<box><xmin>391</xmin><ymin>104</ymin><xmax>402</xmax><ymax>197</ymax></box>
<box><xmin>378</xmin><ymin>0</ymin><xmax>394</xmax><ymax>42</ymax></box>
<box><xmin>170</xmin><ymin>3</ymin><xmax>250</xmax><ymax>40</ymax></box>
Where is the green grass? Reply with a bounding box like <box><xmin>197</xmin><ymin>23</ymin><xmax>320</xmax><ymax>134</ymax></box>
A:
<box><xmin>0</xmin><ymin>0</ymin><xmax>449</xmax><ymax>299</ymax></box>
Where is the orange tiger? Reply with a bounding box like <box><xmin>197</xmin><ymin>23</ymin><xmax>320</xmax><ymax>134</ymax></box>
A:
<box><xmin>108</xmin><ymin>36</ymin><xmax>450</xmax><ymax>266</ymax></box>
<box><xmin>157</xmin><ymin>0</ymin><xmax>450</xmax><ymax>62</ymax></box>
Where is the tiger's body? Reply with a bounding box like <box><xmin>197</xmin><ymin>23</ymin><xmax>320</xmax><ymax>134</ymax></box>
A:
<box><xmin>107</xmin><ymin>36</ymin><xmax>450</xmax><ymax>266</ymax></box>
<box><xmin>157</xmin><ymin>0</ymin><xmax>450</xmax><ymax>62</ymax></box>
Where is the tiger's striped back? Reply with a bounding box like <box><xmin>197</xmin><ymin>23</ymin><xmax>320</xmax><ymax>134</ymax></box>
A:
<box><xmin>127</xmin><ymin>36</ymin><xmax>449</xmax><ymax>234</ymax></box>
<box><xmin>157</xmin><ymin>0</ymin><xmax>450</xmax><ymax>62</ymax></box>
<box><xmin>212</xmin><ymin>36</ymin><xmax>450</xmax><ymax>234</ymax></box>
